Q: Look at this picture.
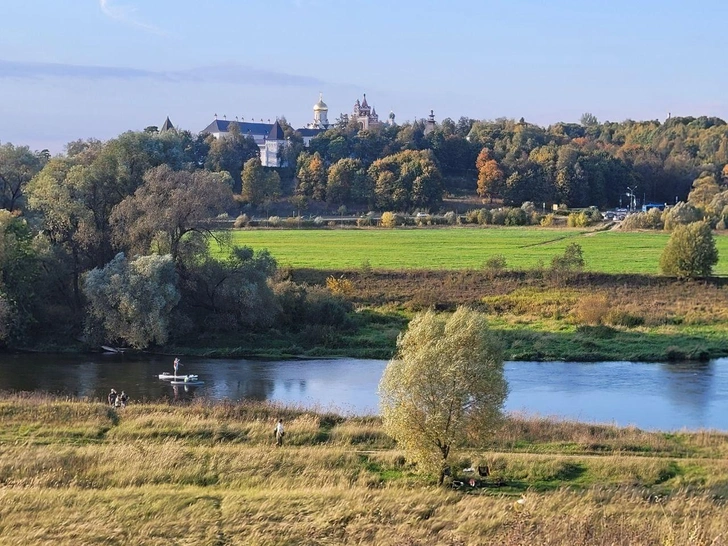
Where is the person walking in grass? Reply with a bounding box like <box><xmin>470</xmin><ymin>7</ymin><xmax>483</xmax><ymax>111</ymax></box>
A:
<box><xmin>274</xmin><ymin>419</ymin><xmax>285</xmax><ymax>447</ymax></box>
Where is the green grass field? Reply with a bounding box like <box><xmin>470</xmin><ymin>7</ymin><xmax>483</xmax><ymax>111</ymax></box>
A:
<box><xmin>216</xmin><ymin>227</ymin><xmax>728</xmax><ymax>275</ymax></box>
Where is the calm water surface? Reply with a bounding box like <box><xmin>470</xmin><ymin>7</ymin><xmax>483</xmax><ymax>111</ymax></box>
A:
<box><xmin>1</xmin><ymin>354</ymin><xmax>727</xmax><ymax>431</ymax></box>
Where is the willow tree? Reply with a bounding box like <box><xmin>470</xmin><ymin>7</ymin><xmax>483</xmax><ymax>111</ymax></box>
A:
<box><xmin>82</xmin><ymin>252</ymin><xmax>180</xmax><ymax>349</ymax></box>
<box><xmin>379</xmin><ymin>307</ymin><xmax>508</xmax><ymax>485</ymax></box>
<box><xmin>659</xmin><ymin>220</ymin><xmax>718</xmax><ymax>279</ymax></box>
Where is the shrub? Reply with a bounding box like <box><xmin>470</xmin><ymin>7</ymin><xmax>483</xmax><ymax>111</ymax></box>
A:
<box><xmin>464</xmin><ymin>209</ymin><xmax>480</xmax><ymax>224</ymax></box>
<box><xmin>572</xmin><ymin>294</ymin><xmax>609</xmax><ymax>325</ymax></box>
<box><xmin>380</xmin><ymin>211</ymin><xmax>397</xmax><ymax>228</ymax></box>
<box><xmin>326</xmin><ymin>275</ymin><xmax>354</xmax><ymax>297</ymax></box>
<box><xmin>268</xmin><ymin>216</ymin><xmax>281</xmax><ymax>227</ymax></box>
<box><xmin>587</xmin><ymin>207</ymin><xmax>603</xmax><ymax>223</ymax></box>
<box><xmin>540</xmin><ymin>213</ymin><xmax>557</xmax><ymax>227</ymax></box>
<box><xmin>285</xmin><ymin>216</ymin><xmax>307</xmax><ymax>228</ymax></box>
<box><xmin>483</xmin><ymin>255</ymin><xmax>507</xmax><ymax>271</ymax></box>
<box><xmin>477</xmin><ymin>208</ymin><xmax>492</xmax><ymax>225</ymax></box>
<box><xmin>551</xmin><ymin>243</ymin><xmax>585</xmax><ymax>271</ymax></box>
<box><xmin>357</xmin><ymin>216</ymin><xmax>373</xmax><ymax>227</ymax></box>
<box><xmin>567</xmin><ymin>212</ymin><xmax>590</xmax><ymax>227</ymax></box>
<box><xmin>273</xmin><ymin>282</ymin><xmax>353</xmax><ymax>331</ymax></box>
<box><xmin>303</xmin><ymin>286</ymin><xmax>353</xmax><ymax>328</ymax></box>
<box><xmin>443</xmin><ymin>211</ymin><xmax>458</xmax><ymax>225</ymax></box>
<box><xmin>505</xmin><ymin>208</ymin><xmax>528</xmax><ymax>226</ymax></box>
<box><xmin>521</xmin><ymin>201</ymin><xmax>537</xmax><ymax>215</ymax></box>
<box><xmin>659</xmin><ymin>220</ymin><xmax>718</xmax><ymax>278</ymax></box>
<box><xmin>663</xmin><ymin>202</ymin><xmax>702</xmax><ymax>230</ymax></box>
<box><xmin>313</xmin><ymin>216</ymin><xmax>325</xmax><ymax>226</ymax></box>
<box><xmin>491</xmin><ymin>209</ymin><xmax>507</xmax><ymax>225</ymax></box>
<box><xmin>622</xmin><ymin>209</ymin><xmax>664</xmax><ymax>230</ymax></box>
<box><xmin>233</xmin><ymin>214</ymin><xmax>249</xmax><ymax>228</ymax></box>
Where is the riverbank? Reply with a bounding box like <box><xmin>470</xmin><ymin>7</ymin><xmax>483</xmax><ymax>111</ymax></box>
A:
<box><xmin>1</xmin><ymin>395</ymin><xmax>726</xmax><ymax>545</ymax></box>
<box><xmin>15</xmin><ymin>269</ymin><xmax>728</xmax><ymax>363</ymax></box>
<box><xmin>163</xmin><ymin>269</ymin><xmax>728</xmax><ymax>362</ymax></box>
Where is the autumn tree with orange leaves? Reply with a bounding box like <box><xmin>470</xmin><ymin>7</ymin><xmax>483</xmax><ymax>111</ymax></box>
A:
<box><xmin>476</xmin><ymin>148</ymin><xmax>504</xmax><ymax>203</ymax></box>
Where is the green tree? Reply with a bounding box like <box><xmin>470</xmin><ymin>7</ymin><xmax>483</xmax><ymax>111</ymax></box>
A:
<box><xmin>110</xmin><ymin>165</ymin><xmax>233</xmax><ymax>262</ymax></box>
<box><xmin>296</xmin><ymin>152</ymin><xmax>327</xmax><ymax>201</ymax></box>
<box><xmin>0</xmin><ymin>210</ymin><xmax>40</xmax><ymax>344</ymax></box>
<box><xmin>206</xmin><ymin>124</ymin><xmax>260</xmax><ymax>193</ymax></box>
<box><xmin>82</xmin><ymin>252</ymin><xmax>180</xmax><ymax>348</ymax></box>
<box><xmin>26</xmin><ymin>158</ymin><xmax>111</xmax><ymax>310</ymax></box>
<box><xmin>580</xmin><ymin>112</ymin><xmax>599</xmax><ymax>127</ymax></box>
<box><xmin>326</xmin><ymin>158</ymin><xmax>369</xmax><ymax>206</ymax></box>
<box><xmin>659</xmin><ymin>220</ymin><xmax>718</xmax><ymax>278</ymax></box>
<box><xmin>369</xmin><ymin>150</ymin><xmax>443</xmax><ymax>211</ymax></box>
<box><xmin>0</xmin><ymin>142</ymin><xmax>45</xmax><ymax>211</ymax></box>
<box><xmin>379</xmin><ymin>307</ymin><xmax>507</xmax><ymax>485</ymax></box>
<box><xmin>178</xmin><ymin>246</ymin><xmax>278</xmax><ymax>333</ymax></box>
<box><xmin>241</xmin><ymin>157</ymin><xmax>281</xmax><ymax>206</ymax></box>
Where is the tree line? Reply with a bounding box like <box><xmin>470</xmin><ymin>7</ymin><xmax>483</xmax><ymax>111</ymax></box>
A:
<box><xmin>3</xmin><ymin>111</ymin><xmax>728</xmax><ymax>348</ymax></box>
<box><xmin>287</xmin><ymin>113</ymin><xmax>728</xmax><ymax>211</ymax></box>
<box><xmin>0</xmin><ymin>130</ymin><xmax>352</xmax><ymax>350</ymax></box>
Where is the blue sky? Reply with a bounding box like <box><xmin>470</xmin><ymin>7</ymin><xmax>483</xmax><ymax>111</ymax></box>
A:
<box><xmin>2</xmin><ymin>0</ymin><xmax>727</xmax><ymax>152</ymax></box>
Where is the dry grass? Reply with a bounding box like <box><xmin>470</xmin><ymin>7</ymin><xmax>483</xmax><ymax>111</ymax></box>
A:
<box><xmin>293</xmin><ymin>269</ymin><xmax>728</xmax><ymax>326</ymax></box>
<box><xmin>1</xmin><ymin>395</ymin><xmax>727</xmax><ymax>545</ymax></box>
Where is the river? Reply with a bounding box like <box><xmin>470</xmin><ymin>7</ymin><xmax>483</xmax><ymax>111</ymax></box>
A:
<box><xmin>1</xmin><ymin>354</ymin><xmax>727</xmax><ymax>431</ymax></box>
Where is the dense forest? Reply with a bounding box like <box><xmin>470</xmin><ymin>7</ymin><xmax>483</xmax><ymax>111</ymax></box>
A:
<box><xmin>2</xmin><ymin>113</ymin><xmax>728</xmax><ymax>350</ymax></box>
<box><xmin>297</xmin><ymin>113</ymin><xmax>728</xmax><ymax>211</ymax></box>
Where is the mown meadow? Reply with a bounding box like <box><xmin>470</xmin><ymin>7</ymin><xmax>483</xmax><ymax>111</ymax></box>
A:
<box><xmin>214</xmin><ymin>227</ymin><xmax>728</xmax><ymax>275</ymax></box>
<box><xmin>1</xmin><ymin>394</ymin><xmax>727</xmax><ymax>545</ymax></box>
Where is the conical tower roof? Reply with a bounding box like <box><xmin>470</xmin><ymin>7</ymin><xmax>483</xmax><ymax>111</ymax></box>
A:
<box><xmin>267</xmin><ymin>120</ymin><xmax>285</xmax><ymax>141</ymax></box>
<box><xmin>160</xmin><ymin>116</ymin><xmax>174</xmax><ymax>132</ymax></box>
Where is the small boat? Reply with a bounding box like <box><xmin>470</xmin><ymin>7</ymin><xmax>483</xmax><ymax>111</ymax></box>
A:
<box><xmin>158</xmin><ymin>372</ymin><xmax>198</xmax><ymax>381</ymax></box>
<box><xmin>101</xmin><ymin>345</ymin><xmax>128</xmax><ymax>354</ymax></box>
<box><xmin>170</xmin><ymin>379</ymin><xmax>205</xmax><ymax>387</ymax></box>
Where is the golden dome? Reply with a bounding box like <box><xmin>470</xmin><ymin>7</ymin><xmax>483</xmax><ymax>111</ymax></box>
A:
<box><xmin>313</xmin><ymin>93</ymin><xmax>328</xmax><ymax>111</ymax></box>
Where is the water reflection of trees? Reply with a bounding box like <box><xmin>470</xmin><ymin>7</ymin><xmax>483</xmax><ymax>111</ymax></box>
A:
<box><xmin>204</xmin><ymin>361</ymin><xmax>276</xmax><ymax>401</ymax></box>
<box><xmin>658</xmin><ymin>360</ymin><xmax>716</xmax><ymax>423</ymax></box>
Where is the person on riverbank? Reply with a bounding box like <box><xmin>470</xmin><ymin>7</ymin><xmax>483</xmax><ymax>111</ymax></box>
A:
<box><xmin>274</xmin><ymin>419</ymin><xmax>285</xmax><ymax>447</ymax></box>
<box><xmin>108</xmin><ymin>389</ymin><xmax>117</xmax><ymax>407</ymax></box>
<box><xmin>118</xmin><ymin>391</ymin><xmax>128</xmax><ymax>407</ymax></box>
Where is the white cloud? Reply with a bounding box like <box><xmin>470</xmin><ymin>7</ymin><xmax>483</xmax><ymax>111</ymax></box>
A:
<box><xmin>99</xmin><ymin>0</ymin><xmax>167</xmax><ymax>36</ymax></box>
<box><xmin>0</xmin><ymin>59</ymin><xmax>333</xmax><ymax>88</ymax></box>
